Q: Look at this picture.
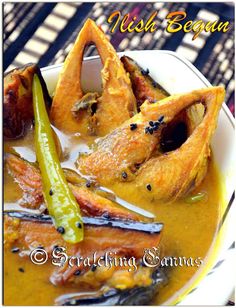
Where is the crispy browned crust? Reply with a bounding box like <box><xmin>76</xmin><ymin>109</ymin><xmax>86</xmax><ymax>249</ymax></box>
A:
<box><xmin>50</xmin><ymin>19</ymin><xmax>137</xmax><ymax>136</ymax></box>
<box><xmin>5</xmin><ymin>153</ymin><xmax>141</xmax><ymax>221</ymax></box>
<box><xmin>78</xmin><ymin>87</ymin><xmax>225</xmax><ymax>201</ymax></box>
<box><xmin>5</xmin><ymin>153</ymin><xmax>44</xmax><ymax>209</ymax></box>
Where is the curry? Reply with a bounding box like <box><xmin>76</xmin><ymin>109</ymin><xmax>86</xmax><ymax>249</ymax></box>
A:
<box><xmin>4</xmin><ymin>18</ymin><xmax>225</xmax><ymax>306</ymax></box>
<box><xmin>4</xmin><ymin>131</ymin><xmax>222</xmax><ymax>305</ymax></box>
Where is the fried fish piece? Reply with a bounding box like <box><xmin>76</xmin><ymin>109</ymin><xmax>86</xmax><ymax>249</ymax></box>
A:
<box><xmin>121</xmin><ymin>56</ymin><xmax>201</xmax><ymax>152</ymax></box>
<box><xmin>5</xmin><ymin>153</ymin><xmax>141</xmax><ymax>221</ymax></box>
<box><xmin>77</xmin><ymin>86</ymin><xmax>225</xmax><ymax>201</ymax></box>
<box><xmin>5</xmin><ymin>153</ymin><xmax>44</xmax><ymax>209</ymax></box>
<box><xmin>50</xmin><ymin>19</ymin><xmax>137</xmax><ymax>136</ymax></box>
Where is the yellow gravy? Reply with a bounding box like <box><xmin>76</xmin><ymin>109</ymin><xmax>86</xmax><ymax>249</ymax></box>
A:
<box><xmin>4</xmin><ymin>127</ymin><xmax>223</xmax><ymax>305</ymax></box>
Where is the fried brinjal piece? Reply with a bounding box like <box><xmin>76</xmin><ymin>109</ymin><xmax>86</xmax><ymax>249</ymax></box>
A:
<box><xmin>77</xmin><ymin>87</ymin><xmax>225</xmax><ymax>201</ymax></box>
<box><xmin>4</xmin><ymin>211</ymin><xmax>163</xmax><ymax>289</ymax></box>
<box><xmin>121</xmin><ymin>56</ymin><xmax>169</xmax><ymax>109</ymax></box>
<box><xmin>5</xmin><ymin>153</ymin><xmax>141</xmax><ymax>221</ymax></box>
<box><xmin>3</xmin><ymin>64</ymin><xmax>51</xmax><ymax>139</ymax></box>
<box><xmin>55</xmin><ymin>268</ymin><xmax>164</xmax><ymax>305</ymax></box>
<box><xmin>51</xmin><ymin>19</ymin><xmax>137</xmax><ymax>136</ymax></box>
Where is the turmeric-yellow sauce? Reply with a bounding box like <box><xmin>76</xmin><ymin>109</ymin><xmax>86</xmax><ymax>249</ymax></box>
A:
<box><xmin>4</xmin><ymin>127</ymin><xmax>223</xmax><ymax>305</ymax></box>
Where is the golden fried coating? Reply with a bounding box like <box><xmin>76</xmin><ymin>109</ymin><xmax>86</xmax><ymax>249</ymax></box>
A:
<box><xmin>51</xmin><ymin>19</ymin><xmax>136</xmax><ymax>136</ymax></box>
<box><xmin>77</xmin><ymin>86</ymin><xmax>225</xmax><ymax>201</ymax></box>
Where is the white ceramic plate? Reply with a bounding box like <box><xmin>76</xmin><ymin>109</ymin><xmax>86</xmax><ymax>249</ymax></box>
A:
<box><xmin>41</xmin><ymin>50</ymin><xmax>235</xmax><ymax>305</ymax></box>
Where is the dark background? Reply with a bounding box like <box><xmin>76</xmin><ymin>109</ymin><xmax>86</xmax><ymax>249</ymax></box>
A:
<box><xmin>3</xmin><ymin>2</ymin><xmax>235</xmax><ymax>115</ymax></box>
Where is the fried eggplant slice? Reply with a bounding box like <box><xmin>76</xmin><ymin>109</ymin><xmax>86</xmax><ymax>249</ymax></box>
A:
<box><xmin>77</xmin><ymin>87</ymin><xmax>225</xmax><ymax>201</ymax></box>
<box><xmin>4</xmin><ymin>64</ymin><xmax>51</xmax><ymax>139</ymax></box>
<box><xmin>51</xmin><ymin>19</ymin><xmax>137</xmax><ymax>136</ymax></box>
<box><xmin>121</xmin><ymin>56</ymin><xmax>169</xmax><ymax>108</ymax></box>
<box><xmin>4</xmin><ymin>211</ymin><xmax>163</xmax><ymax>289</ymax></box>
<box><xmin>5</xmin><ymin>153</ymin><xmax>141</xmax><ymax>221</ymax></box>
<box><xmin>55</xmin><ymin>269</ymin><xmax>164</xmax><ymax>305</ymax></box>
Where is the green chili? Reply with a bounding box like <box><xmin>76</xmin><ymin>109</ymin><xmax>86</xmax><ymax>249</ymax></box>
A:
<box><xmin>32</xmin><ymin>74</ymin><xmax>83</xmax><ymax>243</ymax></box>
<box><xmin>185</xmin><ymin>191</ymin><xmax>207</xmax><ymax>204</ymax></box>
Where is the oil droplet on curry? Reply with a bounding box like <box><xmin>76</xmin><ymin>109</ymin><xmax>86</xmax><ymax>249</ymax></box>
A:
<box><xmin>4</xmin><ymin>127</ymin><xmax>223</xmax><ymax>306</ymax></box>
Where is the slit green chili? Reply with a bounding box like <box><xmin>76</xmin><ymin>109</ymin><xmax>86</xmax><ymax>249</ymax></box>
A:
<box><xmin>32</xmin><ymin>74</ymin><xmax>84</xmax><ymax>243</ymax></box>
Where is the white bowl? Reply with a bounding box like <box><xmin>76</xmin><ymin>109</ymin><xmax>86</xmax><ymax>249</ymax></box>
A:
<box><xmin>41</xmin><ymin>50</ymin><xmax>235</xmax><ymax>305</ymax></box>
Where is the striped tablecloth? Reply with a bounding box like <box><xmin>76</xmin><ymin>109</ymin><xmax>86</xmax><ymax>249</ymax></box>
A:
<box><xmin>3</xmin><ymin>2</ymin><xmax>234</xmax><ymax>116</ymax></box>
<box><xmin>3</xmin><ymin>2</ymin><xmax>235</xmax><ymax>304</ymax></box>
